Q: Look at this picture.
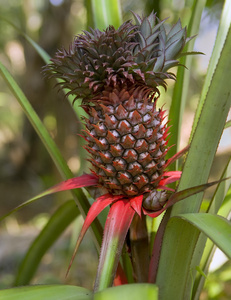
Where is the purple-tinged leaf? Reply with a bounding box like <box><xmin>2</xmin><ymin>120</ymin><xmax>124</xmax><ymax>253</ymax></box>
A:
<box><xmin>0</xmin><ymin>174</ymin><xmax>98</xmax><ymax>221</ymax></box>
<box><xmin>148</xmin><ymin>209</ymin><xmax>172</xmax><ymax>283</ymax></box>
<box><xmin>165</xmin><ymin>144</ymin><xmax>189</xmax><ymax>168</ymax></box>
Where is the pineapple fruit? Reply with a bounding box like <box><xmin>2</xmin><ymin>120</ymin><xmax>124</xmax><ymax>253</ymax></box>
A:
<box><xmin>46</xmin><ymin>12</ymin><xmax>192</xmax><ymax>210</ymax></box>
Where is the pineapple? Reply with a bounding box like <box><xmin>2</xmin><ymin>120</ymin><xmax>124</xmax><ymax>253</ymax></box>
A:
<box><xmin>46</xmin><ymin>12</ymin><xmax>191</xmax><ymax>210</ymax></box>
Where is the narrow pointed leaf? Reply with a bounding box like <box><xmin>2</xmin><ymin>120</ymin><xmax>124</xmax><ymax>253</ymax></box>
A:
<box><xmin>192</xmin><ymin>158</ymin><xmax>231</xmax><ymax>298</ymax></box>
<box><xmin>0</xmin><ymin>62</ymin><xmax>69</xmax><ymax>180</ymax></box>
<box><xmin>177</xmin><ymin>51</ymin><xmax>204</xmax><ymax>58</ymax></box>
<box><xmin>0</xmin><ymin>174</ymin><xmax>98</xmax><ymax>221</ymax></box>
<box><xmin>191</xmin><ymin>0</ymin><xmax>231</xmax><ymax>135</ymax></box>
<box><xmin>165</xmin><ymin>145</ymin><xmax>189</xmax><ymax>168</ymax></box>
<box><xmin>38</xmin><ymin>174</ymin><xmax>98</xmax><ymax>197</ymax></box>
<box><xmin>0</xmin><ymin>62</ymin><xmax>103</xmax><ymax>251</ymax></box>
<box><xmin>0</xmin><ymin>16</ymin><xmax>87</xmax><ymax>119</ymax></box>
<box><xmin>0</xmin><ymin>285</ymin><xmax>92</xmax><ymax>300</ymax></box>
<box><xmin>167</xmin><ymin>0</ymin><xmax>206</xmax><ymax>166</ymax></box>
<box><xmin>225</xmin><ymin>120</ymin><xmax>231</xmax><ymax>129</ymax></box>
<box><xmin>94</xmin><ymin>199</ymin><xmax>136</xmax><ymax>291</ymax></box>
<box><xmin>176</xmin><ymin>213</ymin><xmax>231</xmax><ymax>259</ymax></box>
<box><xmin>148</xmin><ymin>209</ymin><xmax>172</xmax><ymax>283</ymax></box>
<box><xmin>94</xmin><ymin>283</ymin><xmax>158</xmax><ymax>300</ymax></box>
<box><xmin>66</xmin><ymin>194</ymin><xmax>123</xmax><ymax>276</ymax></box>
<box><xmin>14</xmin><ymin>200</ymin><xmax>79</xmax><ymax>286</ymax></box>
<box><xmin>0</xmin><ymin>16</ymin><xmax>50</xmax><ymax>63</ymax></box>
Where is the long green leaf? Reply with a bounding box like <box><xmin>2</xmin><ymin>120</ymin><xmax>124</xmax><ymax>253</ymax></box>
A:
<box><xmin>94</xmin><ymin>283</ymin><xmax>158</xmax><ymax>300</ymax></box>
<box><xmin>0</xmin><ymin>16</ymin><xmax>50</xmax><ymax>63</ymax></box>
<box><xmin>167</xmin><ymin>0</ymin><xmax>206</xmax><ymax>166</ymax></box>
<box><xmin>86</xmin><ymin>0</ymin><xmax>122</xmax><ymax>30</ymax></box>
<box><xmin>0</xmin><ymin>285</ymin><xmax>92</xmax><ymax>300</ymax></box>
<box><xmin>193</xmin><ymin>161</ymin><xmax>231</xmax><ymax>299</ymax></box>
<box><xmin>0</xmin><ymin>62</ymin><xmax>102</xmax><ymax>252</ymax></box>
<box><xmin>225</xmin><ymin>120</ymin><xmax>231</xmax><ymax>129</ymax></box>
<box><xmin>178</xmin><ymin>3</ymin><xmax>231</xmax><ymax>296</ymax></box>
<box><xmin>14</xmin><ymin>200</ymin><xmax>79</xmax><ymax>286</ymax></box>
<box><xmin>191</xmin><ymin>0</ymin><xmax>231</xmax><ymax>135</ymax></box>
<box><xmin>0</xmin><ymin>62</ymin><xmax>70</xmax><ymax>178</ymax></box>
<box><xmin>156</xmin><ymin>20</ymin><xmax>231</xmax><ymax>300</ymax></box>
<box><xmin>0</xmin><ymin>16</ymin><xmax>87</xmax><ymax>119</ymax></box>
<box><xmin>176</xmin><ymin>213</ymin><xmax>231</xmax><ymax>259</ymax></box>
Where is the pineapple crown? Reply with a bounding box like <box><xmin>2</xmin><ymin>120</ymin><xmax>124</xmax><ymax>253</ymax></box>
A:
<box><xmin>46</xmin><ymin>12</ymin><xmax>192</xmax><ymax>102</ymax></box>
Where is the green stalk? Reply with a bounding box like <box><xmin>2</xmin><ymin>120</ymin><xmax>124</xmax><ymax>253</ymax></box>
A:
<box><xmin>86</xmin><ymin>0</ymin><xmax>122</xmax><ymax>30</ymax></box>
<box><xmin>130</xmin><ymin>214</ymin><xmax>149</xmax><ymax>283</ymax></box>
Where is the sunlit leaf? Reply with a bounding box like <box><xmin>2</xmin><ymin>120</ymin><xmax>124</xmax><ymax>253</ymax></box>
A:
<box><xmin>176</xmin><ymin>213</ymin><xmax>231</xmax><ymax>259</ymax></box>
<box><xmin>94</xmin><ymin>283</ymin><xmax>158</xmax><ymax>300</ymax></box>
<box><xmin>167</xmin><ymin>0</ymin><xmax>206</xmax><ymax>166</ymax></box>
<box><xmin>0</xmin><ymin>285</ymin><xmax>92</xmax><ymax>300</ymax></box>
<box><xmin>86</xmin><ymin>0</ymin><xmax>122</xmax><ymax>30</ymax></box>
<box><xmin>191</xmin><ymin>0</ymin><xmax>231</xmax><ymax>135</ymax></box>
<box><xmin>225</xmin><ymin>120</ymin><xmax>231</xmax><ymax>129</ymax></box>
<box><xmin>193</xmin><ymin>158</ymin><xmax>231</xmax><ymax>298</ymax></box>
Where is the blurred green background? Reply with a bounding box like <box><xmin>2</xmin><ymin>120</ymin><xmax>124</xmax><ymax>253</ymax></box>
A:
<box><xmin>0</xmin><ymin>0</ymin><xmax>230</xmax><ymax>299</ymax></box>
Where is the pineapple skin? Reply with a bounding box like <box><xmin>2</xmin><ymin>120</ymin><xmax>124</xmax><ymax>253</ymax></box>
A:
<box><xmin>83</xmin><ymin>85</ymin><xmax>168</xmax><ymax>197</ymax></box>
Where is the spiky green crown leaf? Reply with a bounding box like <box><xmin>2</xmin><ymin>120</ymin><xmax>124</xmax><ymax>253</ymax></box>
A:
<box><xmin>46</xmin><ymin>12</ymin><xmax>192</xmax><ymax>102</ymax></box>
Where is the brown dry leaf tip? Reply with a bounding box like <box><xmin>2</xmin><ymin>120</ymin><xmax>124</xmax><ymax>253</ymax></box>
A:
<box><xmin>45</xmin><ymin>12</ymin><xmax>194</xmax><ymax>201</ymax></box>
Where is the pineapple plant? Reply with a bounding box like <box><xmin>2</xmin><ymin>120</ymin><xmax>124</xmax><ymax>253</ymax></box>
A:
<box><xmin>1</xmin><ymin>1</ymin><xmax>231</xmax><ymax>296</ymax></box>
<box><xmin>1</xmin><ymin>1</ymin><xmax>231</xmax><ymax>298</ymax></box>
<box><xmin>41</xmin><ymin>13</ymin><xmax>201</xmax><ymax>289</ymax></box>
<box><xmin>46</xmin><ymin>12</ymin><xmax>191</xmax><ymax>211</ymax></box>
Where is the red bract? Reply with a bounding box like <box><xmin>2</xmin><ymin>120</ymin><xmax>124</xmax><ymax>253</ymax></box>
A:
<box><xmin>39</xmin><ymin>147</ymin><xmax>187</xmax><ymax>286</ymax></box>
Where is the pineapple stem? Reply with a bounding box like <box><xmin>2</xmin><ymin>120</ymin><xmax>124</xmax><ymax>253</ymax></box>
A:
<box><xmin>94</xmin><ymin>199</ymin><xmax>135</xmax><ymax>291</ymax></box>
<box><xmin>130</xmin><ymin>213</ymin><xmax>150</xmax><ymax>282</ymax></box>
